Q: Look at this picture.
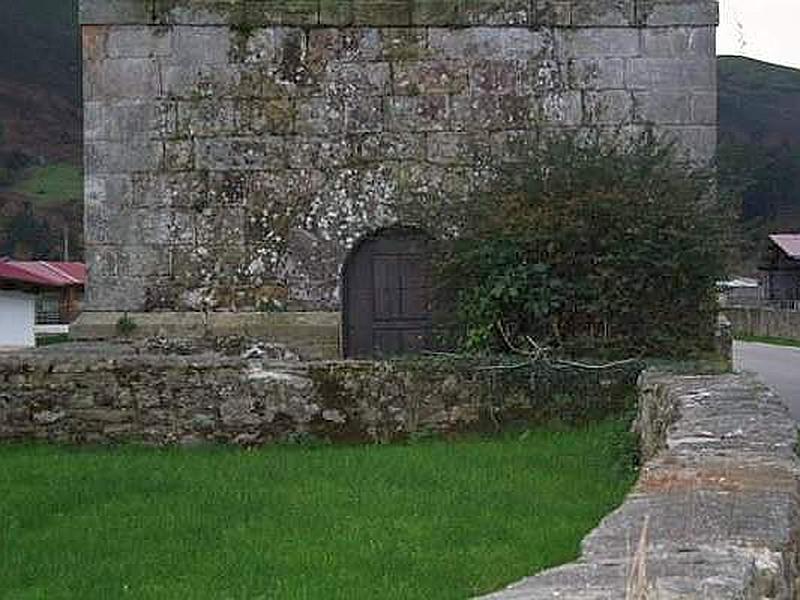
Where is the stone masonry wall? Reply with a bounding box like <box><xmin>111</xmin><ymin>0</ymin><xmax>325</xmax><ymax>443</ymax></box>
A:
<box><xmin>481</xmin><ymin>372</ymin><xmax>800</xmax><ymax>599</ymax></box>
<box><xmin>0</xmin><ymin>344</ymin><xmax>636</xmax><ymax>446</ymax></box>
<box><xmin>81</xmin><ymin>0</ymin><xmax>718</xmax><ymax>313</ymax></box>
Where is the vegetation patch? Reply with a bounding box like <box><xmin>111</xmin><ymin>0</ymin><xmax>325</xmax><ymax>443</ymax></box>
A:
<box><xmin>12</xmin><ymin>163</ymin><xmax>82</xmax><ymax>205</ymax></box>
<box><xmin>735</xmin><ymin>334</ymin><xmax>800</xmax><ymax>348</ymax></box>
<box><xmin>437</xmin><ymin>128</ymin><xmax>732</xmax><ymax>359</ymax></box>
<box><xmin>0</xmin><ymin>418</ymin><xmax>636</xmax><ymax>600</ymax></box>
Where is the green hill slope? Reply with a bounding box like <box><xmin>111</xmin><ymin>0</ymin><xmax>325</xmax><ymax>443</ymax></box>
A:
<box><xmin>719</xmin><ymin>56</ymin><xmax>800</xmax><ymax>147</ymax></box>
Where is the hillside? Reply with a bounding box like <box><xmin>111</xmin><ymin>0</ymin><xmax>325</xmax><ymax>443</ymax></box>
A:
<box><xmin>0</xmin><ymin>0</ymin><xmax>81</xmax><ymax>260</ymax></box>
<box><xmin>719</xmin><ymin>56</ymin><xmax>800</xmax><ymax>148</ymax></box>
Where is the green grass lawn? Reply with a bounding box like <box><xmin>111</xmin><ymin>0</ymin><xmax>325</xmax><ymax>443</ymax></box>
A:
<box><xmin>0</xmin><ymin>419</ymin><xmax>636</xmax><ymax>600</ymax></box>
<box><xmin>11</xmin><ymin>163</ymin><xmax>82</xmax><ymax>205</ymax></box>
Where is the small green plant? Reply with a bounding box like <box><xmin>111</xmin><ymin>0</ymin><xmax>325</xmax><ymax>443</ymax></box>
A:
<box><xmin>115</xmin><ymin>313</ymin><xmax>138</xmax><ymax>337</ymax></box>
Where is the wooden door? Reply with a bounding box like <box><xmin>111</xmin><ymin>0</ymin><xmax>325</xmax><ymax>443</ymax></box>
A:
<box><xmin>343</xmin><ymin>229</ymin><xmax>432</xmax><ymax>359</ymax></box>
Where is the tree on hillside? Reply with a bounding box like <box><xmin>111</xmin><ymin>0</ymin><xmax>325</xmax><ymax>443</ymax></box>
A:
<box><xmin>1</xmin><ymin>202</ymin><xmax>54</xmax><ymax>259</ymax></box>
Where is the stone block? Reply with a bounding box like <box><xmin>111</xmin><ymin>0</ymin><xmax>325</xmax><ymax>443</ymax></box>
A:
<box><xmin>84</xmin><ymin>100</ymin><xmax>177</xmax><ymax>141</ymax></box>
<box><xmin>533</xmin><ymin>0</ymin><xmax>572</xmax><ymax>26</ymax></box>
<box><xmin>426</xmin><ymin>132</ymin><xmax>490</xmax><ymax>165</ymax></box>
<box><xmin>309</xmin><ymin>28</ymin><xmax>383</xmax><ymax>63</ymax></box>
<box><xmin>131</xmin><ymin>172</ymin><xmax>210</xmax><ymax>209</ymax></box>
<box><xmin>533</xmin><ymin>91</ymin><xmax>583</xmax><ymax>126</ymax></box>
<box><xmin>238</xmin><ymin>99</ymin><xmax>296</xmax><ymax>135</ymax></box>
<box><xmin>82</xmin><ymin>25</ymin><xmax>110</xmax><ymax>62</ymax></box>
<box><xmin>490</xmin><ymin>129</ymin><xmax>539</xmax><ymax>162</ymax></box>
<box><xmin>353</xmin><ymin>133</ymin><xmax>426</xmax><ymax>162</ymax></box>
<box><xmin>83</xmin><ymin>273</ymin><xmax>147</xmax><ymax>311</ymax></box>
<box><xmin>288</xmin><ymin>137</ymin><xmax>352</xmax><ymax>168</ymax></box>
<box><xmin>85</xmin><ymin>140</ymin><xmax>164</xmax><ymax>174</ymax></box>
<box><xmin>153</xmin><ymin>1</ymin><xmax>229</xmax><ymax>25</ymax></box>
<box><xmin>80</xmin><ymin>0</ymin><xmax>153</xmax><ymax>24</ymax></box>
<box><xmin>625</xmin><ymin>58</ymin><xmax>715</xmax><ymax>91</ymax></box>
<box><xmin>568</xmin><ymin>57</ymin><xmax>625</xmax><ymax>89</ymax></box>
<box><xmin>344</xmin><ymin>97</ymin><xmax>384</xmax><ymax>133</ymax></box>
<box><xmin>319</xmin><ymin>1</ymin><xmax>355</xmax><ymax>26</ymax></box>
<box><xmin>353</xmin><ymin>0</ymin><xmax>412</xmax><ymax>26</ymax></box>
<box><xmin>460</xmin><ymin>0</ymin><xmax>530</xmax><ymax>25</ymax></box>
<box><xmin>162</xmin><ymin>63</ymin><xmax>238</xmax><ymax>99</ymax></box>
<box><xmin>411</xmin><ymin>0</ymin><xmax>462</xmax><ymax>25</ymax></box>
<box><xmin>385</xmin><ymin>96</ymin><xmax>449</xmax><ymax>132</ymax></box>
<box><xmin>246</xmin><ymin>0</ymin><xmax>320</xmax><ymax>26</ymax></box>
<box><xmin>633</xmin><ymin>91</ymin><xmax>692</xmax><ymax>124</ymax></box>
<box><xmin>394</xmin><ymin>60</ymin><xmax>469</xmax><ymax>96</ymax></box>
<box><xmin>176</xmin><ymin>99</ymin><xmax>238</xmax><ymax>136</ymax></box>
<box><xmin>639</xmin><ymin>0</ymin><xmax>719</xmax><ymax>26</ymax></box>
<box><xmin>195</xmin><ymin>137</ymin><xmax>286</xmax><ymax>170</ymax></box>
<box><xmin>325</xmin><ymin>61</ymin><xmax>391</xmax><ymax>97</ymax></box>
<box><xmin>84</xmin><ymin>57</ymin><xmax>161</xmax><ymax>100</ymax></box>
<box><xmin>429</xmin><ymin>27</ymin><xmax>546</xmax><ymax>61</ymax></box>
<box><xmin>169</xmin><ymin>26</ymin><xmax>231</xmax><ymax>65</ymax></box>
<box><xmin>85</xmin><ymin>174</ymin><xmax>136</xmax><ymax>214</ymax></box>
<box><xmin>584</xmin><ymin>90</ymin><xmax>635</xmax><ymax>124</ymax></box>
<box><xmin>519</xmin><ymin>60</ymin><xmax>567</xmax><ymax>94</ymax></box>
<box><xmin>641</xmin><ymin>25</ymin><xmax>715</xmax><ymax>58</ymax></box>
<box><xmin>106</xmin><ymin>25</ymin><xmax>173</xmax><ymax>59</ymax></box>
<box><xmin>164</xmin><ymin>140</ymin><xmax>196</xmax><ymax>171</ymax></box>
<box><xmin>295</xmin><ymin>97</ymin><xmax>346</xmax><ymax>135</ymax></box>
<box><xmin>381</xmin><ymin>28</ymin><xmax>429</xmax><ymax>61</ymax></box>
<box><xmin>561</xmin><ymin>28</ymin><xmax>641</xmax><ymax>58</ymax></box>
<box><xmin>691</xmin><ymin>91</ymin><xmax>716</xmax><ymax>125</ymax></box>
<box><xmin>571</xmin><ymin>0</ymin><xmax>635</xmax><ymax>26</ymax></box>
<box><xmin>658</xmin><ymin>125</ymin><xmax>717</xmax><ymax>163</ymax></box>
<box><xmin>470</xmin><ymin>61</ymin><xmax>520</xmax><ymax>95</ymax></box>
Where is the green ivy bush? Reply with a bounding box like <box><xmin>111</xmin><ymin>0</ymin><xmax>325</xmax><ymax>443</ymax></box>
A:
<box><xmin>437</xmin><ymin>128</ymin><xmax>733</xmax><ymax>358</ymax></box>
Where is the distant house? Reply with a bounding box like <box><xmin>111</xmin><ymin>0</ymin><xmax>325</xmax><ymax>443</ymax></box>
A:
<box><xmin>760</xmin><ymin>235</ymin><xmax>800</xmax><ymax>307</ymax></box>
<box><xmin>718</xmin><ymin>277</ymin><xmax>761</xmax><ymax>307</ymax></box>
<box><xmin>0</xmin><ymin>260</ymin><xmax>86</xmax><ymax>348</ymax></box>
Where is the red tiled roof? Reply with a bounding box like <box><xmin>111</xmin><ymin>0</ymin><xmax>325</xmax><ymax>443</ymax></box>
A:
<box><xmin>0</xmin><ymin>260</ymin><xmax>86</xmax><ymax>288</ymax></box>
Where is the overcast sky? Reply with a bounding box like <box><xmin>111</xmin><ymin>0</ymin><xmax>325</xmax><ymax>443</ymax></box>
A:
<box><xmin>717</xmin><ymin>0</ymin><xmax>800</xmax><ymax>69</ymax></box>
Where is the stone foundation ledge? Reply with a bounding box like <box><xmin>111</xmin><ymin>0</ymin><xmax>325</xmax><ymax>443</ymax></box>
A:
<box><xmin>70</xmin><ymin>311</ymin><xmax>341</xmax><ymax>360</ymax></box>
<box><xmin>478</xmin><ymin>373</ymin><xmax>800</xmax><ymax>599</ymax></box>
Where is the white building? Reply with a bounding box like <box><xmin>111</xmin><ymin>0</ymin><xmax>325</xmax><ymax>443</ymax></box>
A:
<box><xmin>0</xmin><ymin>289</ymin><xmax>36</xmax><ymax>349</ymax></box>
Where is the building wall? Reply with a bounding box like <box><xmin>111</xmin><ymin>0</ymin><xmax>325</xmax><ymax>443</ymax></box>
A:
<box><xmin>0</xmin><ymin>290</ymin><xmax>36</xmax><ymax>348</ymax></box>
<box><xmin>81</xmin><ymin>0</ymin><xmax>718</xmax><ymax>313</ymax></box>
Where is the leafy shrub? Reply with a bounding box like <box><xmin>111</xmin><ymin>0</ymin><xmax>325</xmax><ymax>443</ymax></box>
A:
<box><xmin>437</xmin><ymin>128</ymin><xmax>732</xmax><ymax>358</ymax></box>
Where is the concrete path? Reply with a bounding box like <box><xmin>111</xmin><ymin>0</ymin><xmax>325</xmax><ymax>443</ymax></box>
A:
<box><xmin>734</xmin><ymin>340</ymin><xmax>800</xmax><ymax>420</ymax></box>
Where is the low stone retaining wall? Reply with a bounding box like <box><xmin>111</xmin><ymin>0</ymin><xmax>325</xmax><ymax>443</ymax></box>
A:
<box><xmin>0</xmin><ymin>344</ymin><xmax>636</xmax><ymax>446</ymax></box>
<box><xmin>480</xmin><ymin>372</ymin><xmax>800</xmax><ymax>599</ymax></box>
<box><xmin>725</xmin><ymin>306</ymin><xmax>800</xmax><ymax>341</ymax></box>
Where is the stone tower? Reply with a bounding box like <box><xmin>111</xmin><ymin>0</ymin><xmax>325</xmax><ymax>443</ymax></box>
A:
<box><xmin>77</xmin><ymin>0</ymin><xmax>718</xmax><ymax>356</ymax></box>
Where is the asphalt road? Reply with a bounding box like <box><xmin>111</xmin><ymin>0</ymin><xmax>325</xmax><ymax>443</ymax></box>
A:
<box><xmin>734</xmin><ymin>341</ymin><xmax>800</xmax><ymax>421</ymax></box>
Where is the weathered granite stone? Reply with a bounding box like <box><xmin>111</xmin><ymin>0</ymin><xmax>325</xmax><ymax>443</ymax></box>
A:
<box><xmin>81</xmin><ymin>0</ymin><xmax>719</xmax><ymax>314</ymax></box>
<box><xmin>478</xmin><ymin>373</ymin><xmax>800</xmax><ymax>599</ymax></box>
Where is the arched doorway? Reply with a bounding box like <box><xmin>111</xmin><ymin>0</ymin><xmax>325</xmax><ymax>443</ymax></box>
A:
<box><xmin>342</xmin><ymin>228</ymin><xmax>433</xmax><ymax>359</ymax></box>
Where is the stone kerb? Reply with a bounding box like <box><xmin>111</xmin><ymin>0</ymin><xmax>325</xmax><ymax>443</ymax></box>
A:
<box><xmin>80</xmin><ymin>1</ymin><xmax>719</xmax><ymax>27</ymax></box>
<box><xmin>479</xmin><ymin>372</ymin><xmax>800</xmax><ymax>599</ymax></box>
